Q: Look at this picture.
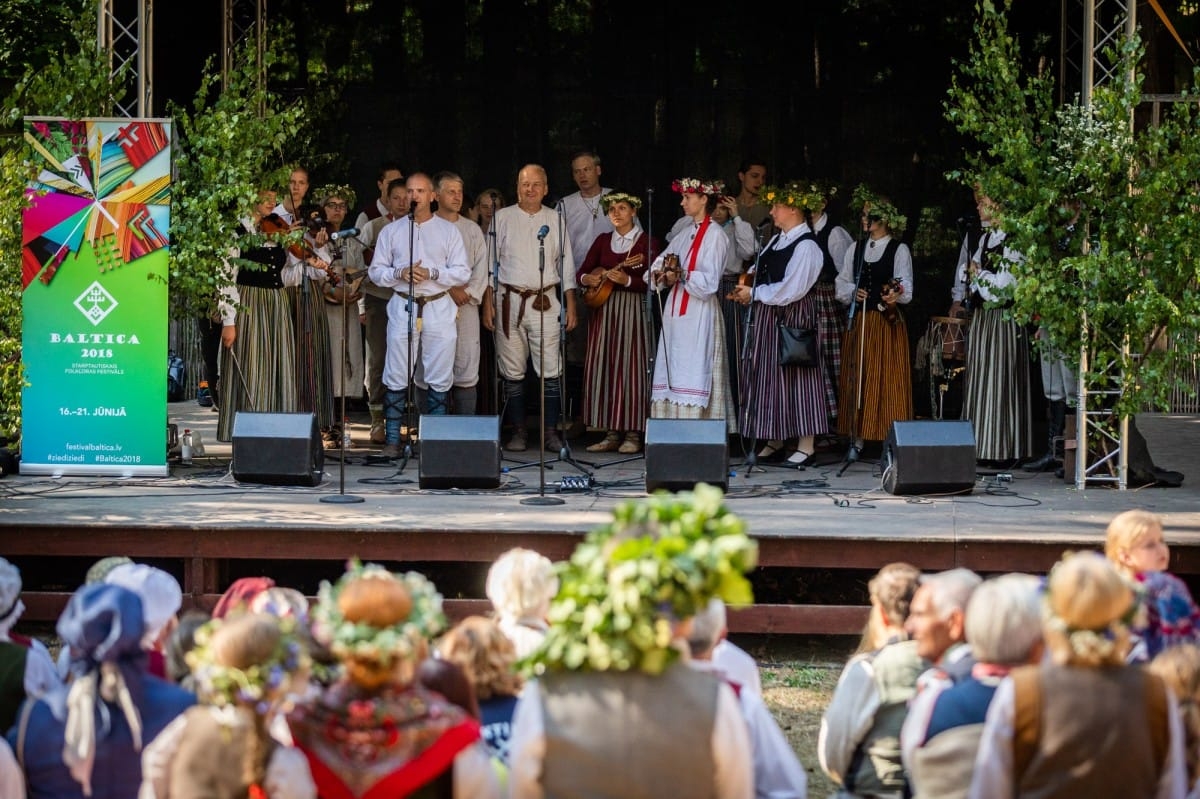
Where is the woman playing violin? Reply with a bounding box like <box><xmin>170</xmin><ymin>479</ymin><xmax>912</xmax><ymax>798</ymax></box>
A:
<box><xmin>216</xmin><ymin>189</ymin><xmax>303</xmax><ymax>442</ymax></box>
<box><xmin>575</xmin><ymin>191</ymin><xmax>659</xmax><ymax>454</ymax></box>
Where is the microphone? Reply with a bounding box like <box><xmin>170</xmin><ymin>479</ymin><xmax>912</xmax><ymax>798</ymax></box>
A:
<box><xmin>537</xmin><ymin>225</ymin><xmax>550</xmax><ymax>241</ymax></box>
<box><xmin>330</xmin><ymin>227</ymin><xmax>359</xmax><ymax>241</ymax></box>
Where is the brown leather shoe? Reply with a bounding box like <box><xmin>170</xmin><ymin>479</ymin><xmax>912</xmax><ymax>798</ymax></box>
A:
<box><xmin>618</xmin><ymin>431</ymin><xmax>642</xmax><ymax>454</ymax></box>
<box><xmin>587</xmin><ymin>432</ymin><xmax>622</xmax><ymax>453</ymax></box>
<box><xmin>505</xmin><ymin>428</ymin><xmax>528</xmax><ymax>452</ymax></box>
<box><xmin>369</xmin><ymin>421</ymin><xmax>386</xmax><ymax>445</ymax></box>
<box><xmin>379</xmin><ymin>442</ymin><xmax>402</xmax><ymax>459</ymax></box>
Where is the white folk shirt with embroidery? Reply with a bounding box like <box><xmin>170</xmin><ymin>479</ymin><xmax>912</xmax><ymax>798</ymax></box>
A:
<box><xmin>493</xmin><ymin>205</ymin><xmax>577</xmax><ymax>291</ymax></box>
<box><xmin>952</xmin><ymin>225</ymin><xmax>1021</xmax><ymax>304</ymax></box>
<box><xmin>749</xmin><ymin>223</ymin><xmax>823</xmax><ymax>306</ymax></box>
<box><xmin>649</xmin><ymin>216</ymin><xmax>728</xmax><ymax>407</ymax></box>
<box><xmin>368</xmin><ymin>215</ymin><xmax>470</xmax><ymax>296</ymax></box>
<box><xmin>835</xmin><ymin>234</ymin><xmax>915</xmax><ymax>306</ymax></box>
<box><xmin>561</xmin><ymin>188</ymin><xmax>614</xmax><ymax>270</ymax></box>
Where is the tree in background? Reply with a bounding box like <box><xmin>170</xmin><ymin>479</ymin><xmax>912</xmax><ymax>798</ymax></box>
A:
<box><xmin>945</xmin><ymin>0</ymin><xmax>1200</xmax><ymax>429</ymax></box>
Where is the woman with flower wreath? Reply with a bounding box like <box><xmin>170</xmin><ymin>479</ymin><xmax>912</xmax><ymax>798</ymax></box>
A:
<box><xmin>969</xmin><ymin>551</ymin><xmax>1188</xmax><ymax>799</ymax></box>
<box><xmin>139</xmin><ymin>612</ymin><xmax>316</xmax><ymax>799</ymax></box>
<box><xmin>576</xmin><ymin>191</ymin><xmax>659</xmax><ymax>454</ymax></box>
<box><xmin>287</xmin><ymin>562</ymin><xmax>500</xmax><ymax>799</ymax></box>
<box><xmin>729</xmin><ymin>180</ymin><xmax>830</xmax><ymax>468</ymax></box>
<box><xmin>648</xmin><ymin>178</ymin><xmax>734</xmax><ymax>425</ymax></box>
<box><xmin>835</xmin><ymin>185</ymin><xmax>914</xmax><ymax>456</ymax></box>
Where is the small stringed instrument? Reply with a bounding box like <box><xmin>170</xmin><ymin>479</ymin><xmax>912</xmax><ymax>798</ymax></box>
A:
<box><xmin>582</xmin><ymin>251</ymin><xmax>644</xmax><ymax>308</ymax></box>
<box><xmin>878</xmin><ymin>277</ymin><xmax>904</xmax><ymax>325</ymax></box>
<box><xmin>725</xmin><ymin>272</ymin><xmax>752</xmax><ymax>302</ymax></box>
<box><xmin>260</xmin><ymin>213</ymin><xmax>340</xmax><ymax>287</ymax></box>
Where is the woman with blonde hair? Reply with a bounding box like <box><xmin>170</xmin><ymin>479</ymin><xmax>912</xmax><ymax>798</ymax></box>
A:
<box><xmin>140</xmin><ymin>613</ymin><xmax>314</xmax><ymax>799</ymax></box>
<box><xmin>486</xmin><ymin>548</ymin><xmax>559</xmax><ymax>659</ymax></box>
<box><xmin>969</xmin><ymin>551</ymin><xmax>1188</xmax><ymax>798</ymax></box>
<box><xmin>1149</xmin><ymin>643</ymin><xmax>1200</xmax><ymax>796</ymax></box>
<box><xmin>438</xmin><ymin>616</ymin><xmax>524</xmax><ymax>768</ymax></box>
<box><xmin>1106</xmin><ymin>509</ymin><xmax>1200</xmax><ymax>662</ymax></box>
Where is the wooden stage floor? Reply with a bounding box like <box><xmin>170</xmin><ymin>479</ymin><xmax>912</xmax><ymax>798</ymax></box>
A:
<box><xmin>2</xmin><ymin>407</ymin><xmax>1197</xmax><ymax>635</ymax></box>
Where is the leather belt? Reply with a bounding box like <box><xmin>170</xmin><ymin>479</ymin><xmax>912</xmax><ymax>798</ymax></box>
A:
<box><xmin>500</xmin><ymin>282</ymin><xmax>555</xmax><ymax>338</ymax></box>
<box><xmin>396</xmin><ymin>290</ymin><xmax>449</xmax><ymax>330</ymax></box>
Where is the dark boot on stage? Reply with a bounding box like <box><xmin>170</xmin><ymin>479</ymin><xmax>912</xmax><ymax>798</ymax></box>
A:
<box><xmin>426</xmin><ymin>389</ymin><xmax>449</xmax><ymax>416</ymax></box>
<box><xmin>452</xmin><ymin>386</ymin><xmax>476</xmax><ymax>415</ymax></box>
<box><xmin>1024</xmin><ymin>399</ymin><xmax>1066</xmax><ymax>472</ymax></box>
<box><xmin>381</xmin><ymin>388</ymin><xmax>406</xmax><ymax>459</ymax></box>
<box><xmin>503</xmin><ymin>379</ymin><xmax>528</xmax><ymax>451</ymax></box>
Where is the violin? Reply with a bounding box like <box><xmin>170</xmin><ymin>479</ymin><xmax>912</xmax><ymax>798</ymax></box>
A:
<box><xmin>725</xmin><ymin>272</ymin><xmax>753</xmax><ymax>302</ymax></box>
<box><xmin>259</xmin><ymin>212</ymin><xmax>339</xmax><ymax>286</ymax></box>
<box><xmin>654</xmin><ymin>253</ymin><xmax>683</xmax><ymax>287</ymax></box>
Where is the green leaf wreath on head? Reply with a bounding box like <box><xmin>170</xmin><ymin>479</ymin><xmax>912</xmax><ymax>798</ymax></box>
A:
<box><xmin>851</xmin><ymin>183</ymin><xmax>907</xmax><ymax>237</ymax></box>
<box><xmin>529</xmin><ymin>483</ymin><xmax>758</xmax><ymax>677</ymax></box>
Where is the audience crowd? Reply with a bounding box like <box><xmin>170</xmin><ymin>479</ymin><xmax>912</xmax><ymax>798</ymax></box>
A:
<box><xmin>2</xmin><ymin>501</ymin><xmax>1199</xmax><ymax>798</ymax></box>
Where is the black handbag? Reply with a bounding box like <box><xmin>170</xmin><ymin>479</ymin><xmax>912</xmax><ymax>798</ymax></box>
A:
<box><xmin>778</xmin><ymin>323</ymin><xmax>818</xmax><ymax>367</ymax></box>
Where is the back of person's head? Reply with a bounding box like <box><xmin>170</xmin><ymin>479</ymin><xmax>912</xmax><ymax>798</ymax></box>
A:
<box><xmin>686</xmin><ymin>598</ymin><xmax>728</xmax><ymax>659</ymax></box>
<box><xmin>85</xmin><ymin>556</ymin><xmax>133</xmax><ymax>585</ymax></box>
<box><xmin>1148</xmin><ymin>643</ymin><xmax>1200</xmax><ymax>785</ymax></box>
<box><xmin>249</xmin><ymin>586</ymin><xmax>309</xmax><ymax>621</ymax></box>
<box><xmin>486</xmin><ymin>548</ymin><xmax>558</xmax><ymax>623</ymax></box>
<box><xmin>1044</xmin><ymin>551</ymin><xmax>1134</xmax><ymax>666</ymax></box>
<box><xmin>965</xmin><ymin>573</ymin><xmax>1043</xmax><ymax>665</ymax></box>
<box><xmin>1105</xmin><ymin>509</ymin><xmax>1163</xmax><ymax>565</ymax></box>
<box><xmin>437</xmin><ymin>615</ymin><xmax>523</xmax><ymax>701</ymax></box>
<box><xmin>104</xmin><ymin>563</ymin><xmax>182</xmax><ymax>649</ymax></box>
<box><xmin>57</xmin><ymin>582</ymin><xmax>145</xmax><ymax>666</ymax></box>
<box><xmin>212</xmin><ymin>576</ymin><xmax>276</xmax><ymax>619</ymax></box>
<box><xmin>165</xmin><ymin>609</ymin><xmax>211</xmax><ymax>686</ymax></box>
<box><xmin>923</xmin><ymin>568</ymin><xmax>983</xmax><ymax>621</ymax></box>
<box><xmin>417</xmin><ymin>656</ymin><xmax>480</xmax><ymax>719</ymax></box>
<box><xmin>858</xmin><ymin>562</ymin><xmax>921</xmax><ymax>653</ymax></box>
<box><xmin>0</xmin><ymin>557</ymin><xmax>24</xmax><ymax>637</ymax></box>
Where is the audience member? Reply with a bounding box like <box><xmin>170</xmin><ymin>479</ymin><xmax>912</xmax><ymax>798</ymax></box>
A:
<box><xmin>288</xmin><ymin>562</ymin><xmax>500</xmax><ymax>798</ymax></box>
<box><xmin>0</xmin><ymin>558</ymin><xmax>61</xmax><ymax>732</ymax></box>
<box><xmin>163</xmin><ymin>610</ymin><xmax>211</xmax><ymax>689</ymax></box>
<box><xmin>1107</xmin><ymin>509</ymin><xmax>1200</xmax><ymax>662</ymax></box>
<box><xmin>819</xmin><ymin>562</ymin><xmax>926</xmax><ymax>798</ymax></box>
<box><xmin>104</xmin><ymin>563</ymin><xmax>184</xmax><ymax>680</ymax></box>
<box><xmin>486</xmin><ymin>547</ymin><xmax>559</xmax><ymax>659</ymax></box>
<box><xmin>139</xmin><ymin>613</ymin><xmax>315</xmax><ymax>799</ymax></box>
<box><xmin>968</xmin><ymin>551</ymin><xmax>1188</xmax><ymax>798</ymax></box>
<box><xmin>211</xmin><ymin>576</ymin><xmax>276</xmax><ymax>619</ymax></box>
<box><xmin>905</xmin><ymin>568</ymin><xmax>982</xmax><ymax>689</ymax></box>
<box><xmin>508</xmin><ymin>484</ymin><xmax>756</xmax><ymax>799</ymax></box>
<box><xmin>85</xmin><ymin>556</ymin><xmax>133</xmax><ymax>585</ymax></box>
<box><xmin>1149</xmin><ymin>643</ymin><xmax>1200</xmax><ymax>798</ymax></box>
<box><xmin>9</xmin><ymin>583</ymin><xmax>195</xmax><ymax>799</ymax></box>
<box><xmin>695</xmin><ymin>597</ymin><xmax>763</xmax><ymax>695</ymax></box>
<box><xmin>902</xmin><ymin>573</ymin><xmax>1043</xmax><ymax>799</ymax></box>
<box><xmin>688</xmin><ymin>598</ymin><xmax>808</xmax><ymax>799</ymax></box>
<box><xmin>0</xmin><ymin>737</ymin><xmax>23</xmax><ymax>799</ymax></box>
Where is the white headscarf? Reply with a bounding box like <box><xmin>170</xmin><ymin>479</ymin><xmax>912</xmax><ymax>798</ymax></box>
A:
<box><xmin>104</xmin><ymin>564</ymin><xmax>182</xmax><ymax>649</ymax></box>
<box><xmin>0</xmin><ymin>557</ymin><xmax>24</xmax><ymax>639</ymax></box>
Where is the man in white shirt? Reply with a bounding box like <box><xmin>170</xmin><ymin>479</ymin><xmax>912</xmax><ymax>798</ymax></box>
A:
<box><xmin>367</xmin><ymin>173</ymin><xmax>470</xmax><ymax>459</ymax></box>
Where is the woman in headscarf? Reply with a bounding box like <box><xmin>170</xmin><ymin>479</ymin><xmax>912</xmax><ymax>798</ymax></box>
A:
<box><xmin>288</xmin><ymin>561</ymin><xmax>500</xmax><ymax>798</ymax></box>
<box><xmin>8</xmin><ymin>583</ymin><xmax>194</xmax><ymax>799</ymax></box>
<box><xmin>0</xmin><ymin>558</ymin><xmax>60</xmax><ymax>733</ymax></box>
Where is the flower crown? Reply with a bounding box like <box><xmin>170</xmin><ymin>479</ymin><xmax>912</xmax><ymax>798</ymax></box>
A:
<box><xmin>760</xmin><ymin>180</ymin><xmax>834</xmax><ymax>214</ymax></box>
<box><xmin>531</xmin><ymin>483</ymin><xmax>757</xmax><ymax>676</ymax></box>
<box><xmin>316</xmin><ymin>183</ymin><xmax>357</xmax><ymax>211</ymax></box>
<box><xmin>310</xmin><ymin>560</ymin><xmax>446</xmax><ymax>670</ymax></box>
<box><xmin>186</xmin><ymin>616</ymin><xmax>310</xmax><ymax>710</ymax></box>
<box><xmin>672</xmin><ymin>177</ymin><xmax>725</xmax><ymax>197</ymax></box>
<box><xmin>599</xmin><ymin>191</ymin><xmax>643</xmax><ymax>212</ymax></box>
<box><xmin>851</xmin><ymin>183</ymin><xmax>907</xmax><ymax>237</ymax></box>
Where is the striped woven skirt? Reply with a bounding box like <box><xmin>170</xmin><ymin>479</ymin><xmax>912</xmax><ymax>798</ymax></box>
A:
<box><xmin>582</xmin><ymin>290</ymin><xmax>650</xmax><ymax>432</ymax></box>
<box><xmin>813</xmin><ymin>281</ymin><xmax>845</xmax><ymax>426</ymax></box>
<box><xmin>739</xmin><ymin>295</ymin><xmax>828</xmax><ymax>440</ymax></box>
<box><xmin>836</xmin><ymin>309</ymin><xmax>912</xmax><ymax>442</ymax></box>
<box><xmin>961</xmin><ymin>307</ymin><xmax>1033</xmax><ymax>460</ymax></box>
<box><xmin>216</xmin><ymin>285</ymin><xmax>299</xmax><ymax>442</ymax></box>
<box><xmin>290</xmin><ymin>281</ymin><xmax>336</xmax><ymax>429</ymax></box>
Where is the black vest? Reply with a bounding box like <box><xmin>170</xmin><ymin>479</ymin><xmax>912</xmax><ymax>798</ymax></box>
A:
<box><xmin>850</xmin><ymin>238</ymin><xmax>902</xmax><ymax>310</ymax></box>
<box><xmin>235</xmin><ymin>222</ymin><xmax>288</xmax><ymax>289</ymax></box>
<box><xmin>758</xmin><ymin>231</ymin><xmax>814</xmax><ymax>286</ymax></box>
<box><xmin>814</xmin><ymin>224</ymin><xmax>839</xmax><ymax>283</ymax></box>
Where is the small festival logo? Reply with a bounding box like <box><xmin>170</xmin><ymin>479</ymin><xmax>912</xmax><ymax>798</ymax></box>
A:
<box><xmin>74</xmin><ymin>281</ymin><xmax>119</xmax><ymax>326</ymax></box>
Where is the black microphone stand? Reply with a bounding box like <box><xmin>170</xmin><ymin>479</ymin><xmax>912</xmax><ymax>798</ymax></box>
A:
<box><xmin>552</xmin><ymin>202</ymin><xmax>596</xmax><ymax>473</ymax></box>
<box><xmin>837</xmin><ymin>223</ymin><xmax>872</xmax><ymax>477</ymax></box>
<box><xmin>321</xmin><ymin>234</ymin><xmax>364</xmax><ymax>504</ymax></box>
<box><xmin>738</xmin><ymin>228</ymin><xmax>780</xmax><ymax>476</ymax></box>
<box><xmin>521</xmin><ymin>228</ymin><xmax>566</xmax><ymax>506</ymax></box>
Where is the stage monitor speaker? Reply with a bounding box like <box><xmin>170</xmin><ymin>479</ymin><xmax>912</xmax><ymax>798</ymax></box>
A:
<box><xmin>645</xmin><ymin>419</ymin><xmax>728</xmax><ymax>493</ymax></box>
<box><xmin>419</xmin><ymin>415</ymin><xmax>501</xmax><ymax>489</ymax></box>
<box><xmin>882</xmin><ymin>420</ymin><xmax>976</xmax><ymax>496</ymax></box>
<box><xmin>232</xmin><ymin>412</ymin><xmax>323</xmax><ymax>487</ymax></box>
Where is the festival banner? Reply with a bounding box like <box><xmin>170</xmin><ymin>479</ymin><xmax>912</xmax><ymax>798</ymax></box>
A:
<box><xmin>20</xmin><ymin>118</ymin><xmax>172</xmax><ymax>476</ymax></box>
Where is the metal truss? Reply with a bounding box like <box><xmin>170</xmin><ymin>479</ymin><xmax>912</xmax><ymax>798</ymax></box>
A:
<box><xmin>223</xmin><ymin>0</ymin><xmax>267</xmax><ymax>92</ymax></box>
<box><xmin>1062</xmin><ymin>0</ymin><xmax>1136</xmax><ymax>489</ymax></box>
<box><xmin>97</xmin><ymin>0</ymin><xmax>153</xmax><ymax>117</ymax></box>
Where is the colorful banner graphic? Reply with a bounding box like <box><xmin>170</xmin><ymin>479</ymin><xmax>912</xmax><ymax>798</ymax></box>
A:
<box><xmin>20</xmin><ymin>118</ymin><xmax>172</xmax><ymax>476</ymax></box>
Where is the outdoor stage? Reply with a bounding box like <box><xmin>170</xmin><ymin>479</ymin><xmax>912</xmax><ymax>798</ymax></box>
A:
<box><xmin>2</xmin><ymin>406</ymin><xmax>1197</xmax><ymax>636</ymax></box>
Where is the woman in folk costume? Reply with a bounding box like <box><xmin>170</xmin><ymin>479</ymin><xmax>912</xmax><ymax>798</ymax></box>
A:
<box><xmin>577</xmin><ymin>191</ymin><xmax>660</xmax><ymax>455</ymax></box>
<box><xmin>9</xmin><ymin>583</ymin><xmax>195</xmax><ymax>799</ymax></box>
<box><xmin>649</xmin><ymin>177</ymin><xmax>734</xmax><ymax>425</ymax></box>
<box><xmin>835</xmin><ymin>185</ymin><xmax>914</xmax><ymax>455</ymax></box>
<box><xmin>287</xmin><ymin>561</ymin><xmax>500</xmax><ymax>799</ymax></box>
<box><xmin>729</xmin><ymin>181</ymin><xmax>830</xmax><ymax>469</ymax></box>
<box><xmin>951</xmin><ymin>190</ymin><xmax>1033</xmax><ymax>465</ymax></box>
<box><xmin>139</xmin><ymin>613</ymin><xmax>316</xmax><ymax>799</ymax></box>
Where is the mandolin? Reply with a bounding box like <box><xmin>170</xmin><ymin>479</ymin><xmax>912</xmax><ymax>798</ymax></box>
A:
<box><xmin>582</xmin><ymin>251</ymin><xmax>644</xmax><ymax>308</ymax></box>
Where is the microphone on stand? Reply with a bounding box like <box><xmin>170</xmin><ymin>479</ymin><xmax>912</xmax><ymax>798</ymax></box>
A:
<box><xmin>537</xmin><ymin>224</ymin><xmax>550</xmax><ymax>242</ymax></box>
<box><xmin>330</xmin><ymin>227</ymin><xmax>360</xmax><ymax>241</ymax></box>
